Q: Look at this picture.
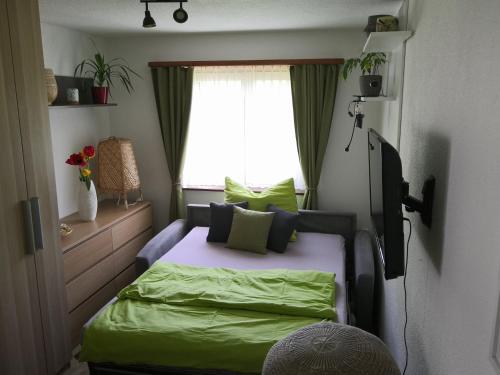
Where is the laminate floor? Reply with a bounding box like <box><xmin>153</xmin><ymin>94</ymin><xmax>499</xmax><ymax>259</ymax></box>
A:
<box><xmin>61</xmin><ymin>347</ymin><xmax>89</xmax><ymax>375</ymax></box>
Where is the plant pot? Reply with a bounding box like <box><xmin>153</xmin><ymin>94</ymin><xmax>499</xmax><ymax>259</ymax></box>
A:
<box><xmin>78</xmin><ymin>180</ymin><xmax>98</xmax><ymax>221</ymax></box>
<box><xmin>45</xmin><ymin>68</ymin><xmax>58</xmax><ymax>105</ymax></box>
<box><xmin>91</xmin><ymin>87</ymin><xmax>109</xmax><ymax>104</ymax></box>
<box><xmin>359</xmin><ymin>75</ymin><xmax>382</xmax><ymax>97</ymax></box>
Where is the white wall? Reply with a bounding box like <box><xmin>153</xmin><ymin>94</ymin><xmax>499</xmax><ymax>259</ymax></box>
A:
<box><xmin>41</xmin><ymin>23</ymin><xmax>112</xmax><ymax>218</ymax></box>
<box><xmin>105</xmin><ymin>29</ymin><xmax>381</xmax><ymax>231</ymax></box>
<box><xmin>378</xmin><ymin>0</ymin><xmax>500</xmax><ymax>374</ymax></box>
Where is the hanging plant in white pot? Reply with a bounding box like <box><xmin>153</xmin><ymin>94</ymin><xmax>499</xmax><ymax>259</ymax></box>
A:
<box><xmin>66</xmin><ymin>145</ymin><xmax>98</xmax><ymax>221</ymax></box>
<box><xmin>342</xmin><ymin>52</ymin><xmax>387</xmax><ymax>97</ymax></box>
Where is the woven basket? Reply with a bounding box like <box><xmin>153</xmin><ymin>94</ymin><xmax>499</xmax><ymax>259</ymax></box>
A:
<box><xmin>98</xmin><ymin>137</ymin><xmax>142</xmax><ymax>208</ymax></box>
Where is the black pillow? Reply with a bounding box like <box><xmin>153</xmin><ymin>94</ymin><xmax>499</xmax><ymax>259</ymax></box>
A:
<box><xmin>206</xmin><ymin>201</ymin><xmax>249</xmax><ymax>242</ymax></box>
<box><xmin>266</xmin><ymin>204</ymin><xmax>299</xmax><ymax>253</ymax></box>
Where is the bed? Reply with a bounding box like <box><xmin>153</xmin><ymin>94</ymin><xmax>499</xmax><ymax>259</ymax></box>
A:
<box><xmin>83</xmin><ymin>204</ymin><xmax>375</xmax><ymax>375</ymax></box>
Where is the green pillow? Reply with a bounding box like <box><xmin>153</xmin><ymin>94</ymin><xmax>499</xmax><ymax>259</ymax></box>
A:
<box><xmin>226</xmin><ymin>206</ymin><xmax>275</xmax><ymax>254</ymax></box>
<box><xmin>224</xmin><ymin>177</ymin><xmax>298</xmax><ymax>240</ymax></box>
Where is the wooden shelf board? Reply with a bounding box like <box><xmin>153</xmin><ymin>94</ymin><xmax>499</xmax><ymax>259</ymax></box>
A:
<box><xmin>49</xmin><ymin>103</ymin><xmax>117</xmax><ymax>109</ymax></box>
<box><xmin>363</xmin><ymin>31</ymin><xmax>413</xmax><ymax>53</ymax></box>
<box><xmin>361</xmin><ymin>96</ymin><xmax>396</xmax><ymax>102</ymax></box>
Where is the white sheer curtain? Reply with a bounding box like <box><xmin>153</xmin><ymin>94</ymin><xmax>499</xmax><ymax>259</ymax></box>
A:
<box><xmin>182</xmin><ymin>65</ymin><xmax>305</xmax><ymax>190</ymax></box>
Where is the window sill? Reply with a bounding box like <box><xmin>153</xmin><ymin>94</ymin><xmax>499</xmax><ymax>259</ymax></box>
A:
<box><xmin>182</xmin><ymin>185</ymin><xmax>305</xmax><ymax>196</ymax></box>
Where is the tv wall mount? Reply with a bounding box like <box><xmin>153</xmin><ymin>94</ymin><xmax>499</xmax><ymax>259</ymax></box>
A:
<box><xmin>402</xmin><ymin>176</ymin><xmax>435</xmax><ymax>228</ymax></box>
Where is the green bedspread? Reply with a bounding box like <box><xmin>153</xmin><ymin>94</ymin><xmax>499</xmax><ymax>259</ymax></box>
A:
<box><xmin>80</xmin><ymin>262</ymin><xmax>336</xmax><ymax>374</ymax></box>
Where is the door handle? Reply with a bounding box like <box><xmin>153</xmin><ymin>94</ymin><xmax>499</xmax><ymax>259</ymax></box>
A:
<box><xmin>30</xmin><ymin>197</ymin><xmax>44</xmax><ymax>250</ymax></box>
<box><xmin>22</xmin><ymin>200</ymin><xmax>35</xmax><ymax>255</ymax></box>
<box><xmin>22</xmin><ymin>197</ymin><xmax>44</xmax><ymax>254</ymax></box>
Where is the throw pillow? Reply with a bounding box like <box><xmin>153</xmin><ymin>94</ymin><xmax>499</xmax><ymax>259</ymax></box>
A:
<box><xmin>266</xmin><ymin>204</ymin><xmax>299</xmax><ymax>253</ymax></box>
<box><xmin>226</xmin><ymin>206</ymin><xmax>275</xmax><ymax>254</ymax></box>
<box><xmin>224</xmin><ymin>176</ymin><xmax>298</xmax><ymax>240</ymax></box>
<box><xmin>206</xmin><ymin>201</ymin><xmax>249</xmax><ymax>242</ymax></box>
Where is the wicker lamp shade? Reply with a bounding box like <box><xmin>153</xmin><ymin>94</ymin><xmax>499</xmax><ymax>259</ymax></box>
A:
<box><xmin>98</xmin><ymin>137</ymin><xmax>143</xmax><ymax>209</ymax></box>
<box><xmin>263</xmin><ymin>322</ymin><xmax>400</xmax><ymax>375</ymax></box>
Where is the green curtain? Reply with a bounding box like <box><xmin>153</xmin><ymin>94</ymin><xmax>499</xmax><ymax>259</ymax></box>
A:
<box><xmin>290</xmin><ymin>64</ymin><xmax>339</xmax><ymax>210</ymax></box>
<box><xmin>151</xmin><ymin>66</ymin><xmax>194</xmax><ymax>222</ymax></box>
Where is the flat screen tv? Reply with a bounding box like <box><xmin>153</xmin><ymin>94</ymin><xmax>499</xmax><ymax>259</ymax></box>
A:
<box><xmin>368</xmin><ymin>129</ymin><xmax>405</xmax><ymax>280</ymax></box>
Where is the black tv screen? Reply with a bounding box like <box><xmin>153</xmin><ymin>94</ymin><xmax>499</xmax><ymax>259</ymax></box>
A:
<box><xmin>368</xmin><ymin>129</ymin><xmax>405</xmax><ymax>280</ymax></box>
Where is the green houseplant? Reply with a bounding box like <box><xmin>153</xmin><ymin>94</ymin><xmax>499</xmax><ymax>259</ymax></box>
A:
<box><xmin>342</xmin><ymin>52</ymin><xmax>387</xmax><ymax>97</ymax></box>
<box><xmin>74</xmin><ymin>51</ymin><xmax>140</xmax><ymax>104</ymax></box>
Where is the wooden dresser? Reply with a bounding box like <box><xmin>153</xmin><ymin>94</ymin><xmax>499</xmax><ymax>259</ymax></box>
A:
<box><xmin>60</xmin><ymin>200</ymin><xmax>153</xmax><ymax>347</ymax></box>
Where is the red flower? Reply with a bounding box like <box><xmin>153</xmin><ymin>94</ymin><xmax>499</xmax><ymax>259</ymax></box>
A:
<box><xmin>66</xmin><ymin>153</ymin><xmax>86</xmax><ymax>167</ymax></box>
<box><xmin>83</xmin><ymin>145</ymin><xmax>95</xmax><ymax>159</ymax></box>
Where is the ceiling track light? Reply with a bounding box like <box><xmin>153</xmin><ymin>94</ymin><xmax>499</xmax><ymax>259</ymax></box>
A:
<box><xmin>143</xmin><ymin>2</ymin><xmax>156</xmax><ymax>28</ymax></box>
<box><xmin>140</xmin><ymin>0</ymin><xmax>189</xmax><ymax>28</ymax></box>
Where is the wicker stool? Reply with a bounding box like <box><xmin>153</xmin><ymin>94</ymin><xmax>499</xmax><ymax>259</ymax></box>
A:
<box><xmin>262</xmin><ymin>322</ymin><xmax>400</xmax><ymax>375</ymax></box>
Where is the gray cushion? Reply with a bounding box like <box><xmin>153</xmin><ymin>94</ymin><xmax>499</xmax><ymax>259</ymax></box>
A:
<box><xmin>266</xmin><ymin>204</ymin><xmax>299</xmax><ymax>253</ymax></box>
<box><xmin>206</xmin><ymin>201</ymin><xmax>248</xmax><ymax>242</ymax></box>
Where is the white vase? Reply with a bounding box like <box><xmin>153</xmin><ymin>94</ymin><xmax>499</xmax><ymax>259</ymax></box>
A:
<box><xmin>78</xmin><ymin>180</ymin><xmax>98</xmax><ymax>221</ymax></box>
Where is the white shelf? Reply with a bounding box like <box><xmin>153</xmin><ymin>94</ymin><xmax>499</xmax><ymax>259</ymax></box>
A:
<box><xmin>361</xmin><ymin>96</ymin><xmax>395</xmax><ymax>102</ymax></box>
<box><xmin>363</xmin><ymin>31</ymin><xmax>413</xmax><ymax>53</ymax></box>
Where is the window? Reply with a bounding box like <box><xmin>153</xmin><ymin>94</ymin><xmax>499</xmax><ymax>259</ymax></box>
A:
<box><xmin>182</xmin><ymin>65</ymin><xmax>305</xmax><ymax>190</ymax></box>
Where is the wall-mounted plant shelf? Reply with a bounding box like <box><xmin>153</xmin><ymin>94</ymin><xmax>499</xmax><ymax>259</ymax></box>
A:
<box><xmin>363</xmin><ymin>31</ymin><xmax>413</xmax><ymax>53</ymax></box>
<box><xmin>49</xmin><ymin>103</ymin><xmax>117</xmax><ymax>109</ymax></box>
<box><xmin>49</xmin><ymin>75</ymin><xmax>116</xmax><ymax>108</ymax></box>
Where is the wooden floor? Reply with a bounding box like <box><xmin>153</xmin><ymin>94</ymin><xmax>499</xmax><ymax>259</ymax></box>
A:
<box><xmin>61</xmin><ymin>347</ymin><xmax>89</xmax><ymax>375</ymax></box>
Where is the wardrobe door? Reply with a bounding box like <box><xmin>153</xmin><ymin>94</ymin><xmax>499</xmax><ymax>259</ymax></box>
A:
<box><xmin>0</xmin><ymin>0</ymin><xmax>48</xmax><ymax>374</ymax></box>
<box><xmin>4</xmin><ymin>0</ymin><xmax>71</xmax><ymax>373</ymax></box>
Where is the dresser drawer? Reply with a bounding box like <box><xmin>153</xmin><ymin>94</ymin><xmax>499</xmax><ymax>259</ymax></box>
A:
<box><xmin>112</xmin><ymin>206</ymin><xmax>152</xmax><ymax>249</ymax></box>
<box><xmin>63</xmin><ymin>229</ymin><xmax>113</xmax><ymax>283</ymax></box>
<box><xmin>115</xmin><ymin>263</ymin><xmax>138</xmax><ymax>292</ymax></box>
<box><xmin>68</xmin><ymin>281</ymin><xmax>117</xmax><ymax>348</ymax></box>
<box><xmin>66</xmin><ymin>253</ymin><xmax>116</xmax><ymax>312</ymax></box>
<box><xmin>113</xmin><ymin>228</ymin><xmax>153</xmax><ymax>273</ymax></box>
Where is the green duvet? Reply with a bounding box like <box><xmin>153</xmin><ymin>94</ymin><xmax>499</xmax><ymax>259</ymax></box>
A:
<box><xmin>80</xmin><ymin>262</ymin><xmax>336</xmax><ymax>374</ymax></box>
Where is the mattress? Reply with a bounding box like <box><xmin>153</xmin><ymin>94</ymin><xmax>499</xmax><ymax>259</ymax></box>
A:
<box><xmin>158</xmin><ymin>226</ymin><xmax>347</xmax><ymax>323</ymax></box>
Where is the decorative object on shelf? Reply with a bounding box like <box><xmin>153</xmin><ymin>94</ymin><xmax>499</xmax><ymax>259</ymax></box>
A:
<box><xmin>263</xmin><ymin>322</ymin><xmax>400</xmax><ymax>375</ymax></box>
<box><xmin>97</xmin><ymin>137</ymin><xmax>143</xmax><ymax>209</ymax></box>
<box><xmin>59</xmin><ymin>223</ymin><xmax>73</xmax><ymax>237</ymax></box>
<box><xmin>66</xmin><ymin>145</ymin><xmax>98</xmax><ymax>221</ymax></box>
<box><xmin>66</xmin><ymin>88</ymin><xmax>79</xmax><ymax>105</ymax></box>
<box><xmin>45</xmin><ymin>68</ymin><xmax>58</xmax><ymax>105</ymax></box>
<box><xmin>376</xmin><ymin>16</ymin><xmax>399</xmax><ymax>32</ymax></box>
<box><xmin>74</xmin><ymin>47</ymin><xmax>140</xmax><ymax>104</ymax></box>
<box><xmin>141</xmin><ymin>0</ymin><xmax>188</xmax><ymax>27</ymax></box>
<box><xmin>342</xmin><ymin>52</ymin><xmax>387</xmax><ymax>97</ymax></box>
<box><xmin>364</xmin><ymin>14</ymin><xmax>391</xmax><ymax>35</ymax></box>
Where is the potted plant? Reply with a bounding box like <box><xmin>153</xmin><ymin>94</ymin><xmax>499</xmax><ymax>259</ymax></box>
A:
<box><xmin>342</xmin><ymin>52</ymin><xmax>387</xmax><ymax>97</ymax></box>
<box><xmin>74</xmin><ymin>51</ymin><xmax>140</xmax><ymax>104</ymax></box>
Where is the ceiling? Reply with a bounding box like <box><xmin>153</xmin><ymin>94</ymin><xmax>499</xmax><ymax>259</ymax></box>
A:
<box><xmin>38</xmin><ymin>0</ymin><xmax>403</xmax><ymax>35</ymax></box>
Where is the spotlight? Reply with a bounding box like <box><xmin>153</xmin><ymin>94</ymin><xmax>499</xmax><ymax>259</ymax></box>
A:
<box><xmin>173</xmin><ymin>2</ymin><xmax>188</xmax><ymax>23</ymax></box>
<box><xmin>143</xmin><ymin>2</ymin><xmax>156</xmax><ymax>28</ymax></box>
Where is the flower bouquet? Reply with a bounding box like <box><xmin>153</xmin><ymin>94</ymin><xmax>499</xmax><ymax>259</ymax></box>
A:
<box><xmin>66</xmin><ymin>145</ymin><xmax>98</xmax><ymax>221</ymax></box>
<box><xmin>66</xmin><ymin>145</ymin><xmax>95</xmax><ymax>190</ymax></box>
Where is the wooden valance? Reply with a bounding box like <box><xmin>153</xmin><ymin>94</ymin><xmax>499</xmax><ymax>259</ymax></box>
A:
<box><xmin>148</xmin><ymin>58</ymin><xmax>344</xmax><ymax>68</ymax></box>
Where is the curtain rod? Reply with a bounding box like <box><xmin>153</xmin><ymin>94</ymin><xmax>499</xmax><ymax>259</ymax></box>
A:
<box><xmin>148</xmin><ymin>58</ymin><xmax>344</xmax><ymax>67</ymax></box>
